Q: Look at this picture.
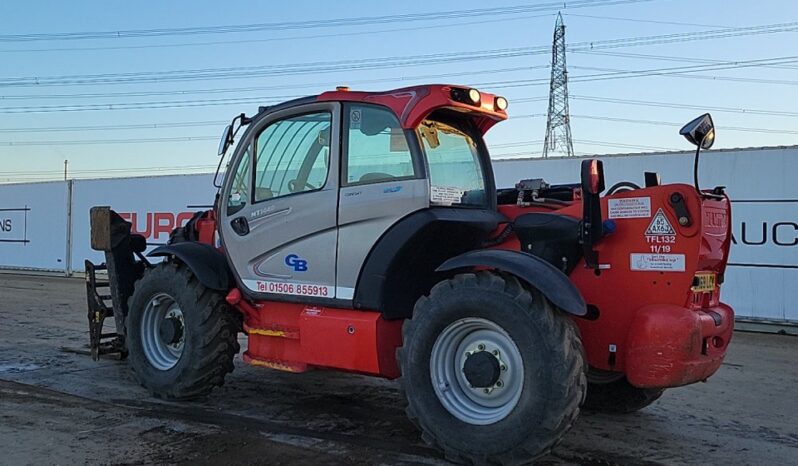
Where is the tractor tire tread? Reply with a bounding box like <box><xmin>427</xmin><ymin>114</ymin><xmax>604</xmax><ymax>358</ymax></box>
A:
<box><xmin>126</xmin><ymin>261</ymin><xmax>239</xmax><ymax>401</ymax></box>
<box><xmin>397</xmin><ymin>271</ymin><xmax>586</xmax><ymax>465</ymax></box>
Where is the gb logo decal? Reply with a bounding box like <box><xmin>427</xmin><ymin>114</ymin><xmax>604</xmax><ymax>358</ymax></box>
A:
<box><xmin>285</xmin><ymin>254</ymin><xmax>308</xmax><ymax>272</ymax></box>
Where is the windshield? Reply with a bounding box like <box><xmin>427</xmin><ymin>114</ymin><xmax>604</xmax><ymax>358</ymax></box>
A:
<box><xmin>418</xmin><ymin>119</ymin><xmax>487</xmax><ymax>207</ymax></box>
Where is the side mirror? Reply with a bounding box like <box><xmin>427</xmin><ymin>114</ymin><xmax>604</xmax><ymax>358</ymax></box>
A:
<box><xmin>217</xmin><ymin>124</ymin><xmax>233</xmax><ymax>156</ymax></box>
<box><xmin>679</xmin><ymin>113</ymin><xmax>715</xmax><ymax>150</ymax></box>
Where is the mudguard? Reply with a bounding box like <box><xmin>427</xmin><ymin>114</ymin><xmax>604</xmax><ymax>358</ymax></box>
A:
<box><xmin>436</xmin><ymin>249</ymin><xmax>587</xmax><ymax>316</ymax></box>
<box><xmin>148</xmin><ymin>242</ymin><xmax>231</xmax><ymax>291</ymax></box>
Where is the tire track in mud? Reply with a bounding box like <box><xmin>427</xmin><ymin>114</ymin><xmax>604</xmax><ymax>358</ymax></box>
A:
<box><xmin>2</xmin><ymin>377</ymin><xmax>673</xmax><ymax>466</ymax></box>
<box><xmin>0</xmin><ymin>378</ymin><xmax>444</xmax><ymax>463</ymax></box>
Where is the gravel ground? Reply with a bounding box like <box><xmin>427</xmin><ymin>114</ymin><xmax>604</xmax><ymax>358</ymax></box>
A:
<box><xmin>1</xmin><ymin>272</ymin><xmax>796</xmax><ymax>465</ymax></box>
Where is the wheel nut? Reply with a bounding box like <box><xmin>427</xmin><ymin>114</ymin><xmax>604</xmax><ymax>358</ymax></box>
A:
<box><xmin>483</xmin><ymin>388</ymin><xmax>490</xmax><ymax>394</ymax></box>
<box><xmin>500</xmin><ymin>364</ymin><xmax>507</xmax><ymax>371</ymax></box>
<box><xmin>492</xmin><ymin>350</ymin><xmax>499</xmax><ymax>356</ymax></box>
<box><xmin>496</xmin><ymin>380</ymin><xmax>503</xmax><ymax>388</ymax></box>
<box><xmin>477</xmin><ymin>344</ymin><xmax>485</xmax><ymax>351</ymax></box>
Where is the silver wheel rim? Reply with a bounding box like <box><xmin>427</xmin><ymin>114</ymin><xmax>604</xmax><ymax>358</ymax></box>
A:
<box><xmin>140</xmin><ymin>292</ymin><xmax>185</xmax><ymax>370</ymax></box>
<box><xmin>430</xmin><ymin>317</ymin><xmax>524</xmax><ymax>425</ymax></box>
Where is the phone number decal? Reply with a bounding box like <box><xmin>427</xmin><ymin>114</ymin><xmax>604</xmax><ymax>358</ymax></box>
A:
<box><xmin>251</xmin><ymin>280</ymin><xmax>331</xmax><ymax>297</ymax></box>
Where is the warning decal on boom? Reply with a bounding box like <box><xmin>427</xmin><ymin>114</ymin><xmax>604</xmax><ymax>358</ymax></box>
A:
<box><xmin>645</xmin><ymin>208</ymin><xmax>675</xmax><ymax>235</ymax></box>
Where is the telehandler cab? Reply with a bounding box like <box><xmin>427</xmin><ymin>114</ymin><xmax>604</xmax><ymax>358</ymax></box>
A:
<box><xmin>86</xmin><ymin>85</ymin><xmax>733</xmax><ymax>464</ymax></box>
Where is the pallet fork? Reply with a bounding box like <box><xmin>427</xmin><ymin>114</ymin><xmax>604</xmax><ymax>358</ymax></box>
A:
<box><xmin>85</xmin><ymin>206</ymin><xmax>148</xmax><ymax>360</ymax></box>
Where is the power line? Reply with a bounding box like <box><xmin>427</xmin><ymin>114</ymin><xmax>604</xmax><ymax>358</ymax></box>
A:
<box><xmin>566</xmin><ymin>55</ymin><xmax>798</xmax><ymax>83</ymax></box>
<box><xmin>2</xmin><ymin>62</ymin><xmax>796</xmax><ymax>118</ymax></box>
<box><xmin>572</xmin><ymin>50</ymin><xmax>798</xmax><ymax>70</ymax></box>
<box><xmin>1</xmin><ymin>164</ymin><xmax>218</xmax><ymax>176</ymax></box>
<box><xmin>566</xmin><ymin>20</ymin><xmax>798</xmax><ymax>51</ymax></box>
<box><xmin>3</xmin><ymin>20</ymin><xmax>798</xmax><ymax>89</ymax></box>
<box><xmin>0</xmin><ymin>136</ymin><xmax>217</xmax><ymax>146</ymax></box>
<box><xmin>0</xmin><ymin>51</ymin><xmax>551</xmax><ymax>88</ymax></box>
<box><xmin>570</xmin><ymin>95</ymin><xmax>798</xmax><ymax>118</ymax></box>
<box><xmin>0</xmin><ymin>95</ymin><xmax>302</xmax><ymax>114</ymax></box>
<box><xmin>0</xmin><ymin>113</ymin><xmax>552</xmax><ymax>134</ymax></box>
<box><xmin>0</xmin><ymin>121</ymin><xmax>224</xmax><ymax>133</ymax></box>
<box><xmin>483</xmin><ymin>54</ymin><xmax>798</xmax><ymax>90</ymax></box>
<box><xmin>3</xmin><ymin>110</ymin><xmax>792</xmax><ymax>148</ymax></box>
<box><xmin>0</xmin><ymin>14</ymin><xmax>554</xmax><ymax>55</ymax></box>
<box><xmin>0</xmin><ymin>66</ymin><xmax>538</xmax><ymax>101</ymax></box>
<box><xmin>563</xmin><ymin>13</ymin><xmax>728</xmax><ymax>29</ymax></box>
<box><xmin>571</xmin><ymin>114</ymin><xmax>798</xmax><ymax>135</ymax></box>
<box><xmin>570</xmin><ymin>64</ymin><xmax>798</xmax><ymax>86</ymax></box>
<box><xmin>577</xmin><ymin>139</ymin><xmax>682</xmax><ymax>151</ymax></box>
<box><xmin>6</xmin><ymin>53</ymin><xmax>798</xmax><ymax>114</ymax></box>
<box><xmin>0</xmin><ymin>1</ymin><xmax>653</xmax><ymax>43</ymax></box>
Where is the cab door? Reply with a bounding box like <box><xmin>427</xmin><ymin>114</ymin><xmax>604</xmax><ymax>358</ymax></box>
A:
<box><xmin>219</xmin><ymin>102</ymin><xmax>341</xmax><ymax>300</ymax></box>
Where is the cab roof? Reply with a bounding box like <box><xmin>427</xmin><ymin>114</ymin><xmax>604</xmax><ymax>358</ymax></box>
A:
<box><xmin>258</xmin><ymin>85</ymin><xmax>508</xmax><ymax>135</ymax></box>
<box><xmin>316</xmin><ymin>84</ymin><xmax>508</xmax><ymax>134</ymax></box>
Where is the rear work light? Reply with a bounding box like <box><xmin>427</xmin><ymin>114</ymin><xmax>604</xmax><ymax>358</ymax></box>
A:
<box><xmin>450</xmin><ymin>87</ymin><xmax>481</xmax><ymax>106</ymax></box>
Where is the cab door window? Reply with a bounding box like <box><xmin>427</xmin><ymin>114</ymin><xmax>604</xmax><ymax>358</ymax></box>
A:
<box><xmin>343</xmin><ymin>104</ymin><xmax>418</xmax><ymax>186</ymax></box>
<box><xmin>254</xmin><ymin>112</ymin><xmax>332</xmax><ymax>202</ymax></box>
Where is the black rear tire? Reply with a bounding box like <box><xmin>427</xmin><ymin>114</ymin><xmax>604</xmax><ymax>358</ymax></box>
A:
<box><xmin>398</xmin><ymin>272</ymin><xmax>586</xmax><ymax>465</ymax></box>
<box><xmin>126</xmin><ymin>261</ymin><xmax>239</xmax><ymax>400</ymax></box>
<box><xmin>584</xmin><ymin>373</ymin><xmax>664</xmax><ymax>414</ymax></box>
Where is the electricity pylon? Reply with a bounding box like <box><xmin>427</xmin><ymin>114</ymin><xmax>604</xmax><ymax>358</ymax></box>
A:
<box><xmin>542</xmin><ymin>12</ymin><xmax>574</xmax><ymax>158</ymax></box>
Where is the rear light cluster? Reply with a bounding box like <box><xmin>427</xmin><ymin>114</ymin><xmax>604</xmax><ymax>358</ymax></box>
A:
<box><xmin>450</xmin><ymin>87</ymin><xmax>508</xmax><ymax>111</ymax></box>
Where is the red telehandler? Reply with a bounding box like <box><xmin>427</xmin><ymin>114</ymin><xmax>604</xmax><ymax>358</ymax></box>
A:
<box><xmin>86</xmin><ymin>85</ymin><xmax>733</xmax><ymax>464</ymax></box>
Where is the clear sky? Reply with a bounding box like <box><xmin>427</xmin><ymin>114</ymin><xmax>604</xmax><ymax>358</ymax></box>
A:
<box><xmin>1</xmin><ymin>0</ymin><xmax>796</xmax><ymax>182</ymax></box>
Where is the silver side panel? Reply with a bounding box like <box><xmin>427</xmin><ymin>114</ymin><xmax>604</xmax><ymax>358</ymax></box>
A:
<box><xmin>336</xmin><ymin>178</ymin><xmax>429</xmax><ymax>296</ymax></box>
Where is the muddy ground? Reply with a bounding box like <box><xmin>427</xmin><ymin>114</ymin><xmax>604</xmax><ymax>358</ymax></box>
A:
<box><xmin>0</xmin><ymin>272</ymin><xmax>796</xmax><ymax>465</ymax></box>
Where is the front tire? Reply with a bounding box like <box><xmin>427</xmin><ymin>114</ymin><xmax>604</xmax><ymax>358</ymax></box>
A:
<box><xmin>126</xmin><ymin>261</ymin><xmax>240</xmax><ymax>400</ymax></box>
<box><xmin>398</xmin><ymin>272</ymin><xmax>586</xmax><ymax>465</ymax></box>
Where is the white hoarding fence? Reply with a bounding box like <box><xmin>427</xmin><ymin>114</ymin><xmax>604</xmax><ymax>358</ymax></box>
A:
<box><xmin>70</xmin><ymin>174</ymin><xmax>217</xmax><ymax>272</ymax></box>
<box><xmin>0</xmin><ymin>145</ymin><xmax>796</xmax><ymax>323</ymax></box>
<box><xmin>0</xmin><ymin>181</ymin><xmax>70</xmax><ymax>271</ymax></box>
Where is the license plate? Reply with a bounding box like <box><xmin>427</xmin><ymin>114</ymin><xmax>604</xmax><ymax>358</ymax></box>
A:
<box><xmin>691</xmin><ymin>273</ymin><xmax>716</xmax><ymax>292</ymax></box>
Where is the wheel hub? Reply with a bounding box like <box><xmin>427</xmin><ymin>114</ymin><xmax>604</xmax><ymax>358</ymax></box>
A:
<box><xmin>140</xmin><ymin>293</ymin><xmax>185</xmax><ymax>371</ymax></box>
<box><xmin>158</xmin><ymin>315</ymin><xmax>183</xmax><ymax>345</ymax></box>
<box><xmin>462</xmin><ymin>350</ymin><xmax>501</xmax><ymax>388</ymax></box>
<box><xmin>430</xmin><ymin>317</ymin><xmax>524</xmax><ymax>425</ymax></box>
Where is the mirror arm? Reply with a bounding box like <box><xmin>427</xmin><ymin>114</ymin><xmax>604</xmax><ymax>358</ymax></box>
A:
<box><xmin>692</xmin><ymin>142</ymin><xmax>725</xmax><ymax>200</ymax></box>
<box><xmin>693</xmin><ymin>144</ymin><xmax>702</xmax><ymax>196</ymax></box>
<box><xmin>212</xmin><ymin>150</ymin><xmax>227</xmax><ymax>189</ymax></box>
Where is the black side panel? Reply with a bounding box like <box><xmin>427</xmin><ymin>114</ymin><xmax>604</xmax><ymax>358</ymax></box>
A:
<box><xmin>513</xmin><ymin>213</ymin><xmax>582</xmax><ymax>273</ymax></box>
<box><xmin>436</xmin><ymin>249</ymin><xmax>587</xmax><ymax>316</ymax></box>
<box><xmin>149</xmin><ymin>242</ymin><xmax>232</xmax><ymax>291</ymax></box>
<box><xmin>354</xmin><ymin>208</ymin><xmax>506</xmax><ymax>320</ymax></box>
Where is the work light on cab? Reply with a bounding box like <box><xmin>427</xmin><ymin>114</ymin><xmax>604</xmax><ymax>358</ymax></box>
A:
<box><xmin>468</xmin><ymin>88</ymin><xmax>481</xmax><ymax>105</ymax></box>
<box><xmin>495</xmin><ymin>96</ymin><xmax>508</xmax><ymax>111</ymax></box>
